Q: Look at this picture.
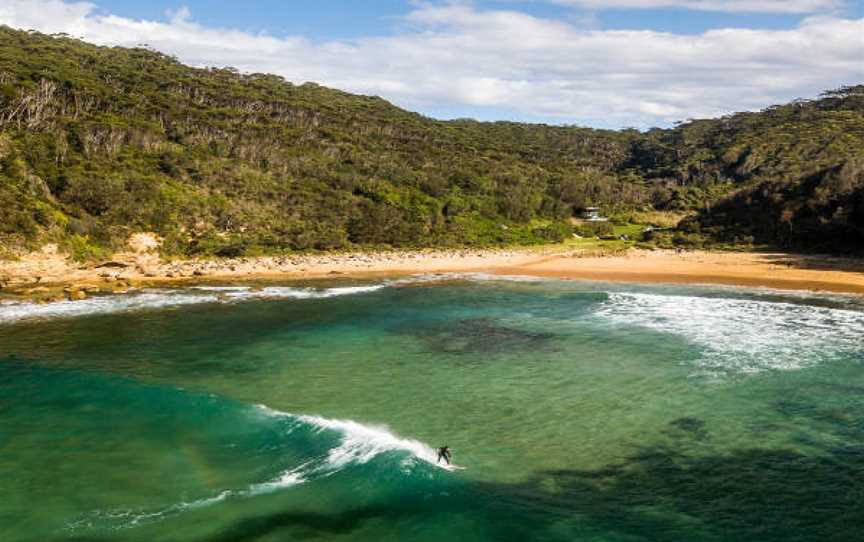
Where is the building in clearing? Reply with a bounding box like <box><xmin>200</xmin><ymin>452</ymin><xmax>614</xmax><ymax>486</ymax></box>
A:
<box><xmin>580</xmin><ymin>207</ymin><xmax>608</xmax><ymax>222</ymax></box>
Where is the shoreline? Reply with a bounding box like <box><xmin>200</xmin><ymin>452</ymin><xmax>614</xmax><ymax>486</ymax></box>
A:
<box><xmin>494</xmin><ymin>250</ymin><xmax>864</xmax><ymax>296</ymax></box>
<box><xmin>2</xmin><ymin>244</ymin><xmax>864</xmax><ymax>304</ymax></box>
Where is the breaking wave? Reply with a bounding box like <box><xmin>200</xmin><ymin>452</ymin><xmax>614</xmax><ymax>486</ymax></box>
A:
<box><xmin>0</xmin><ymin>291</ymin><xmax>222</xmax><ymax>323</ymax></box>
<box><xmin>259</xmin><ymin>405</ymin><xmax>453</xmax><ymax>472</ymax></box>
<box><xmin>67</xmin><ymin>403</ymin><xmax>455</xmax><ymax>533</ymax></box>
<box><xmin>595</xmin><ymin>291</ymin><xmax>864</xmax><ymax>375</ymax></box>
<box><xmin>0</xmin><ymin>285</ymin><xmax>386</xmax><ymax>323</ymax></box>
<box><xmin>191</xmin><ymin>285</ymin><xmax>386</xmax><ymax>299</ymax></box>
<box><xmin>0</xmin><ymin>272</ymin><xmax>549</xmax><ymax>324</ymax></box>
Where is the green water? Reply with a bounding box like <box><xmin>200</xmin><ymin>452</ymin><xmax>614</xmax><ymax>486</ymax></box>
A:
<box><xmin>1</xmin><ymin>276</ymin><xmax>863</xmax><ymax>541</ymax></box>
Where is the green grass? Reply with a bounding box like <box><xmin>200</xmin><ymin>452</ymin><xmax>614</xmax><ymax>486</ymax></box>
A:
<box><xmin>562</xmin><ymin>222</ymin><xmax>648</xmax><ymax>252</ymax></box>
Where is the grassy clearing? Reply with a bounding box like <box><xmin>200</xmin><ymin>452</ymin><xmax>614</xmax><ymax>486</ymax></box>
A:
<box><xmin>562</xmin><ymin>221</ymin><xmax>651</xmax><ymax>253</ymax></box>
<box><xmin>618</xmin><ymin>210</ymin><xmax>690</xmax><ymax>228</ymax></box>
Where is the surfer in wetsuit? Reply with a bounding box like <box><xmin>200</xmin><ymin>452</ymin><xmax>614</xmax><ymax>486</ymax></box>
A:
<box><xmin>437</xmin><ymin>446</ymin><xmax>452</xmax><ymax>465</ymax></box>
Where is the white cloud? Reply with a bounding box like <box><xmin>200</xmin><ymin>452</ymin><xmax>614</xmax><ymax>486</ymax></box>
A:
<box><xmin>0</xmin><ymin>0</ymin><xmax>861</xmax><ymax>128</ymax></box>
<box><xmin>545</xmin><ymin>0</ymin><xmax>847</xmax><ymax>13</ymax></box>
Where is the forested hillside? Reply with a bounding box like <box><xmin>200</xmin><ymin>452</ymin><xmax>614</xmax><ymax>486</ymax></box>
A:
<box><xmin>1</xmin><ymin>27</ymin><xmax>862</xmax><ymax>257</ymax></box>
<box><xmin>633</xmin><ymin>87</ymin><xmax>864</xmax><ymax>251</ymax></box>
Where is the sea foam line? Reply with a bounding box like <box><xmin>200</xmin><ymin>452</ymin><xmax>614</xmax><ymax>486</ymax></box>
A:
<box><xmin>1</xmin><ymin>272</ymin><xmax>548</xmax><ymax>324</ymax></box>
<box><xmin>596</xmin><ymin>291</ymin><xmax>864</xmax><ymax>375</ymax></box>
<box><xmin>389</xmin><ymin>272</ymin><xmax>548</xmax><ymax>286</ymax></box>
<box><xmin>0</xmin><ymin>284</ymin><xmax>386</xmax><ymax>323</ymax></box>
<box><xmin>0</xmin><ymin>291</ymin><xmax>221</xmax><ymax>323</ymax></box>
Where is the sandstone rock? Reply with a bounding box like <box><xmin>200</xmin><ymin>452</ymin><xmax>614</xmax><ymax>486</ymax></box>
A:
<box><xmin>127</xmin><ymin>232</ymin><xmax>162</xmax><ymax>254</ymax></box>
<box><xmin>24</xmin><ymin>286</ymin><xmax>49</xmax><ymax>294</ymax></box>
<box><xmin>65</xmin><ymin>289</ymin><xmax>87</xmax><ymax>301</ymax></box>
<box><xmin>96</xmin><ymin>261</ymin><xmax>129</xmax><ymax>269</ymax></box>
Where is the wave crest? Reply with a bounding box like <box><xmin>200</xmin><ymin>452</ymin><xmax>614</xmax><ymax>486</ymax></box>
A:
<box><xmin>68</xmin><ymin>405</ymin><xmax>454</xmax><ymax>533</ymax></box>
<box><xmin>596</xmin><ymin>292</ymin><xmax>864</xmax><ymax>376</ymax></box>
<box><xmin>0</xmin><ymin>284</ymin><xmax>386</xmax><ymax>323</ymax></box>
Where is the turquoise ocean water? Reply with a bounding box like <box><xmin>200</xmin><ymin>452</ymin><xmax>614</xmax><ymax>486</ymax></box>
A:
<box><xmin>1</xmin><ymin>275</ymin><xmax>863</xmax><ymax>541</ymax></box>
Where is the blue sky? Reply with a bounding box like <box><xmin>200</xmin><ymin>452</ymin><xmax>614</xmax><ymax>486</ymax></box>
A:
<box><xmin>2</xmin><ymin>1</ymin><xmax>862</xmax><ymax>128</ymax></box>
<box><xmin>90</xmin><ymin>0</ymin><xmax>410</xmax><ymax>40</ymax></box>
<box><xmin>88</xmin><ymin>0</ymin><xmax>833</xmax><ymax>37</ymax></box>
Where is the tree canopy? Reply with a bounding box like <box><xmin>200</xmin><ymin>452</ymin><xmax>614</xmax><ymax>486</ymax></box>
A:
<box><xmin>1</xmin><ymin>27</ymin><xmax>861</xmax><ymax>257</ymax></box>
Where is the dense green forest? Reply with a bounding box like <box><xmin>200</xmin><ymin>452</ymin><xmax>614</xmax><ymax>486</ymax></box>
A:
<box><xmin>1</xmin><ymin>27</ymin><xmax>862</xmax><ymax>258</ymax></box>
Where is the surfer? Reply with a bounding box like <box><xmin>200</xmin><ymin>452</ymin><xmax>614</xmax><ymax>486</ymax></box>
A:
<box><xmin>437</xmin><ymin>445</ymin><xmax>452</xmax><ymax>465</ymax></box>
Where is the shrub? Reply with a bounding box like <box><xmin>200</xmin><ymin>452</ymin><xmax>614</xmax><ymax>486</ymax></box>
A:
<box><xmin>574</xmin><ymin>221</ymin><xmax>615</xmax><ymax>237</ymax></box>
<box><xmin>64</xmin><ymin>234</ymin><xmax>109</xmax><ymax>262</ymax></box>
<box><xmin>532</xmin><ymin>222</ymin><xmax>572</xmax><ymax>242</ymax></box>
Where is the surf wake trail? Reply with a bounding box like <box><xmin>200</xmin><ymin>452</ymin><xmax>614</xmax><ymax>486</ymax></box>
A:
<box><xmin>258</xmin><ymin>405</ymin><xmax>459</xmax><ymax>472</ymax></box>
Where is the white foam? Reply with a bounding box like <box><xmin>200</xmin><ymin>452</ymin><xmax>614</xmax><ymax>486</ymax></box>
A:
<box><xmin>0</xmin><ymin>285</ymin><xmax>386</xmax><ymax>324</ymax></box>
<box><xmin>258</xmin><ymin>405</ymin><xmax>457</xmax><ymax>472</ymax></box>
<box><xmin>66</xmin><ymin>405</ymin><xmax>458</xmax><ymax>533</ymax></box>
<box><xmin>299</xmin><ymin>414</ymin><xmax>447</xmax><ymax>469</ymax></box>
<box><xmin>596</xmin><ymin>292</ymin><xmax>864</xmax><ymax>376</ymax></box>
<box><xmin>67</xmin><ymin>490</ymin><xmax>235</xmax><ymax>532</ymax></box>
<box><xmin>68</xmin><ymin>463</ymin><xmax>306</xmax><ymax>531</ymax></box>
<box><xmin>0</xmin><ymin>291</ymin><xmax>220</xmax><ymax>323</ymax></box>
<box><xmin>1</xmin><ymin>272</ymin><xmax>551</xmax><ymax>324</ymax></box>
<box><xmin>462</xmin><ymin>272</ymin><xmax>548</xmax><ymax>283</ymax></box>
<box><xmin>246</xmin><ymin>466</ymin><xmax>307</xmax><ymax>495</ymax></box>
<box><xmin>191</xmin><ymin>286</ymin><xmax>251</xmax><ymax>292</ymax></box>
<box><xmin>390</xmin><ymin>272</ymin><xmax>547</xmax><ymax>286</ymax></box>
<box><xmin>220</xmin><ymin>285</ymin><xmax>385</xmax><ymax>300</ymax></box>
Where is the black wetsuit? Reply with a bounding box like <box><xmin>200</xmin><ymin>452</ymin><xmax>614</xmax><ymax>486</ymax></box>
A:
<box><xmin>437</xmin><ymin>447</ymin><xmax>451</xmax><ymax>464</ymax></box>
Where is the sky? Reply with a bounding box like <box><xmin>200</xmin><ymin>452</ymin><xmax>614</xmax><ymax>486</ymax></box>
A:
<box><xmin>1</xmin><ymin>0</ymin><xmax>862</xmax><ymax>128</ymax></box>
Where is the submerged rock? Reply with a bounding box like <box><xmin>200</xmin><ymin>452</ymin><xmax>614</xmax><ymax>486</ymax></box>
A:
<box><xmin>665</xmin><ymin>417</ymin><xmax>710</xmax><ymax>441</ymax></box>
<box><xmin>411</xmin><ymin>317</ymin><xmax>558</xmax><ymax>356</ymax></box>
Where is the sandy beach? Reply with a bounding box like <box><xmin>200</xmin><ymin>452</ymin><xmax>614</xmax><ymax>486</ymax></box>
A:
<box><xmin>2</xmin><ymin>235</ymin><xmax>864</xmax><ymax>303</ymax></box>
<box><xmin>496</xmin><ymin>250</ymin><xmax>864</xmax><ymax>295</ymax></box>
